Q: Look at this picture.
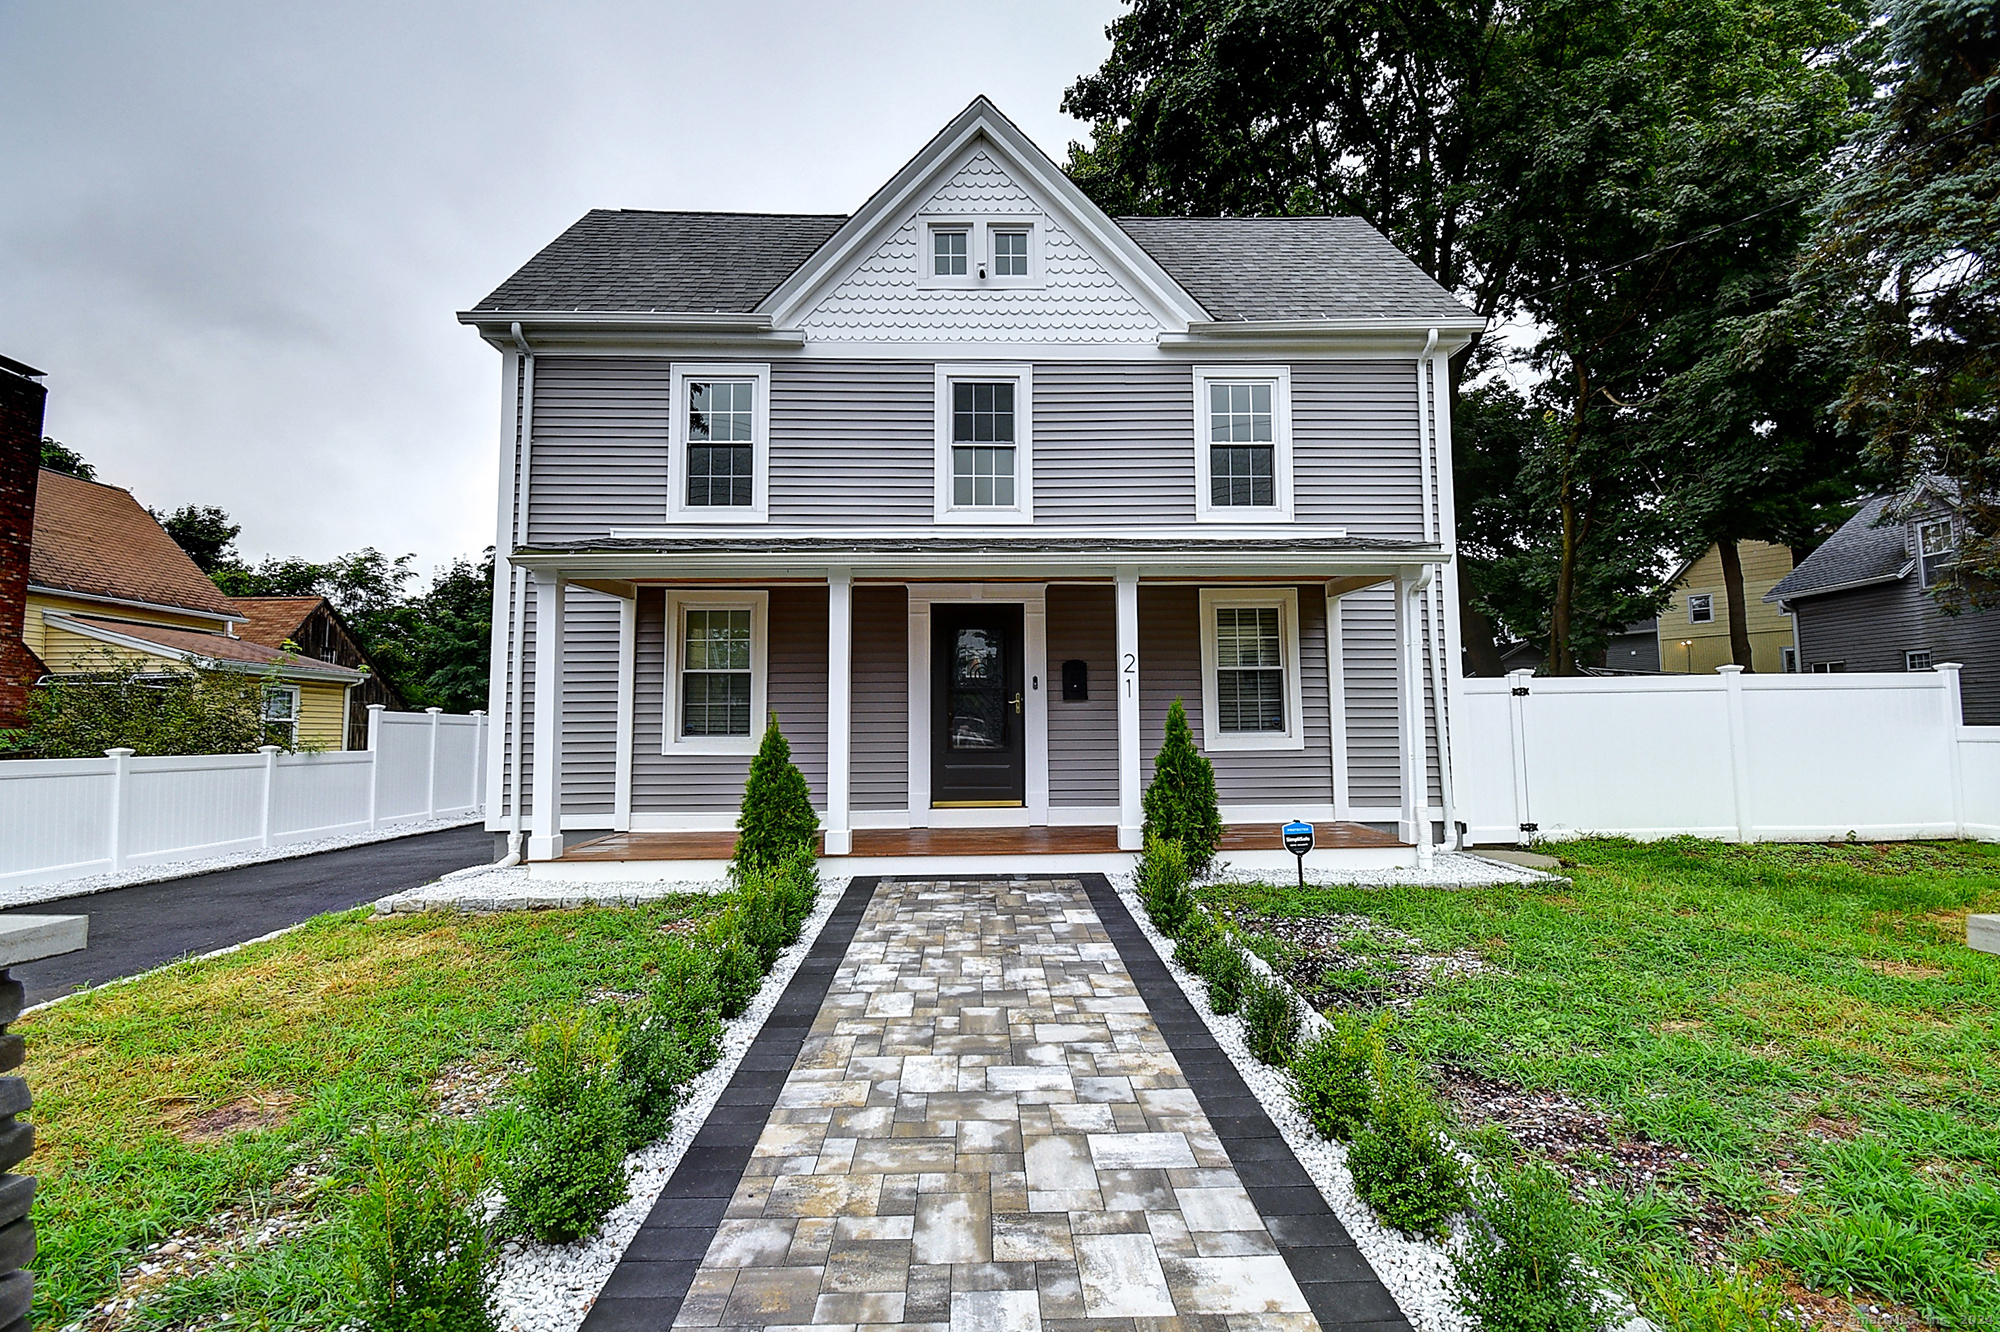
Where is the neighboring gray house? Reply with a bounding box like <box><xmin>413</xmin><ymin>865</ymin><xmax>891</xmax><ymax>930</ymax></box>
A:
<box><xmin>1767</xmin><ymin>488</ymin><xmax>1998</xmax><ymax>723</ymax></box>
<box><xmin>1495</xmin><ymin>618</ymin><xmax>1661</xmax><ymax>676</ymax></box>
<box><xmin>462</xmin><ymin>98</ymin><xmax>1482</xmax><ymax>863</ymax></box>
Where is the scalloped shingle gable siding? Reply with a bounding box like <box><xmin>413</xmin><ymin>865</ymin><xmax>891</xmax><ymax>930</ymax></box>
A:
<box><xmin>799</xmin><ymin>152</ymin><xmax>1160</xmax><ymax>343</ymax></box>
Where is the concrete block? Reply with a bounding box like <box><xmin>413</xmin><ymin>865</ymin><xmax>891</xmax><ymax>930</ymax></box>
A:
<box><xmin>1469</xmin><ymin>847</ymin><xmax>1564</xmax><ymax>871</ymax></box>
<box><xmin>0</xmin><ymin>916</ymin><xmax>86</xmax><ymax>969</ymax></box>
<box><xmin>1969</xmin><ymin>915</ymin><xmax>2000</xmax><ymax>956</ymax></box>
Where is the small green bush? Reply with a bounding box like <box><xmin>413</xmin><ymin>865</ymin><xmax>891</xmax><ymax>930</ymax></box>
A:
<box><xmin>502</xmin><ymin>1013</ymin><xmax>635</xmax><ymax>1243</ymax></box>
<box><xmin>1347</xmin><ymin>1053</ymin><xmax>1467</xmax><ymax>1238</ymax></box>
<box><xmin>346</xmin><ymin>1125</ymin><xmax>498</xmax><ymax>1332</ymax></box>
<box><xmin>1636</xmin><ymin>1259</ymin><xmax>1793</xmax><ymax>1332</ymax></box>
<box><xmin>1137</xmin><ymin>835</ymin><xmax>1196</xmax><ymax>935</ymax></box>
<box><xmin>1172</xmin><ymin>910</ymin><xmax>1221</xmax><ymax>972</ymax></box>
<box><xmin>712</xmin><ymin>930</ymin><xmax>763</xmax><ymax>1019</ymax></box>
<box><xmin>1204</xmin><ymin>941</ymin><xmax>1252</xmax><ymax>1015</ymax></box>
<box><xmin>1141</xmin><ymin>698</ymin><xmax>1223</xmax><ymax>873</ymax></box>
<box><xmin>1290</xmin><ymin>1013</ymin><xmax>1385</xmax><ymax>1141</ymax></box>
<box><xmin>1453</xmin><ymin>1161</ymin><xmax>1608</xmax><ymax>1332</ymax></box>
<box><xmin>733</xmin><ymin>715</ymin><xmax>820</xmax><ymax>874</ymax></box>
<box><xmin>1242</xmin><ymin>972</ymin><xmax>1302</xmax><ymax>1066</ymax></box>
<box><xmin>618</xmin><ymin>1006</ymin><xmax>707</xmax><ymax>1147</ymax></box>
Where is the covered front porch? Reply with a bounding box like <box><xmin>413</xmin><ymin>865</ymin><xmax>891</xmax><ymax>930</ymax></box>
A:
<box><xmin>493</xmin><ymin>535</ymin><xmax>1458</xmax><ymax>876</ymax></box>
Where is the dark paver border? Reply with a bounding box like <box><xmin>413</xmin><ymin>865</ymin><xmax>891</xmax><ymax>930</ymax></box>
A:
<box><xmin>579</xmin><ymin>874</ymin><xmax>881</xmax><ymax>1332</ymax></box>
<box><xmin>1077</xmin><ymin>872</ymin><xmax>1415</xmax><ymax>1332</ymax></box>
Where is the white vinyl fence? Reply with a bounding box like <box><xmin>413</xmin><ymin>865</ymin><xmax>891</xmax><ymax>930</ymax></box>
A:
<box><xmin>1456</xmin><ymin>663</ymin><xmax>1999</xmax><ymax>845</ymax></box>
<box><xmin>0</xmin><ymin>706</ymin><xmax>487</xmax><ymax>892</ymax></box>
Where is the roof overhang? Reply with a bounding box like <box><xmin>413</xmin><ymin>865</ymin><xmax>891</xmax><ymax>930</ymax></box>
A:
<box><xmin>1762</xmin><ymin>562</ymin><xmax>1913</xmax><ymax>603</ymax></box>
<box><xmin>458</xmin><ymin>310</ymin><xmax>805</xmax><ymax>351</ymax></box>
<box><xmin>43</xmin><ymin>613</ymin><xmax>368</xmax><ymax>683</ymax></box>
<box><xmin>29</xmin><ymin>583</ymin><xmax>245</xmax><ymax>626</ymax></box>
<box><xmin>1163</xmin><ymin>318</ymin><xmax>1485</xmax><ymax>355</ymax></box>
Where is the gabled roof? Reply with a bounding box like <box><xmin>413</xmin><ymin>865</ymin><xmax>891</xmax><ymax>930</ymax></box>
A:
<box><xmin>227</xmin><ymin>596</ymin><xmax>331</xmax><ymax>650</ymax></box>
<box><xmin>472</xmin><ymin>211</ymin><xmax>847</xmax><ymax>314</ymax></box>
<box><xmin>1115</xmin><ymin>217</ymin><xmax>1473</xmax><ymax>323</ymax></box>
<box><xmin>29</xmin><ymin>469</ymin><xmax>241</xmax><ymax>621</ymax></box>
<box><xmin>1766</xmin><ymin>496</ymin><xmax>1911</xmax><ymax>602</ymax></box>
<box><xmin>48</xmin><ymin>613</ymin><xmax>365</xmax><ymax>682</ymax></box>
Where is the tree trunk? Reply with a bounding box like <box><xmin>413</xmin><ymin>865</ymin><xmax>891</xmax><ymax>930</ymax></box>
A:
<box><xmin>1458</xmin><ymin>578</ymin><xmax>1506</xmax><ymax>676</ymax></box>
<box><xmin>1719</xmin><ymin>539</ymin><xmax>1754</xmax><ymax>671</ymax></box>
<box><xmin>1550</xmin><ymin>488</ymin><xmax>1580</xmax><ymax>675</ymax></box>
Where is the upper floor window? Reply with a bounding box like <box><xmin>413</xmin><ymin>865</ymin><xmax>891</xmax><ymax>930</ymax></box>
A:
<box><xmin>1918</xmin><ymin>518</ymin><xmax>1955</xmax><ymax>588</ymax></box>
<box><xmin>933</xmin><ymin>228</ymin><xmax>969</xmax><ymax>276</ymax></box>
<box><xmin>669</xmin><ymin>363</ymin><xmax>769</xmax><ymax>523</ymax></box>
<box><xmin>1197</xmin><ymin>588</ymin><xmax>1305</xmax><ymax>750</ymax></box>
<box><xmin>920</xmin><ymin>219</ymin><xmax>1041</xmax><ymax>289</ymax></box>
<box><xmin>1192</xmin><ymin>366</ymin><xmax>1293</xmax><ymax>523</ymax></box>
<box><xmin>934</xmin><ymin>365</ymin><xmax>1032</xmax><ymax>523</ymax></box>
<box><xmin>992</xmin><ymin>228</ymin><xmax>1029</xmax><ymax>277</ymax></box>
<box><xmin>1688</xmin><ymin>593</ymin><xmax>1714</xmax><ymax>624</ymax></box>
<box><xmin>664</xmin><ymin>590</ymin><xmax>768</xmax><ymax>755</ymax></box>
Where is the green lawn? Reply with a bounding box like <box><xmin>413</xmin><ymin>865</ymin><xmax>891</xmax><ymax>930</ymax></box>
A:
<box><xmin>1207</xmin><ymin>839</ymin><xmax>2000</xmax><ymax>1331</ymax></box>
<box><xmin>22</xmin><ymin>899</ymin><xmax>725</xmax><ymax>1331</ymax></box>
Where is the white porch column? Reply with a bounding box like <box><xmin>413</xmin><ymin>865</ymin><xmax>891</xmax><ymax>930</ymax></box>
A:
<box><xmin>1395</xmin><ymin>569</ymin><xmax>1433</xmax><ymax>862</ymax></box>
<box><xmin>1115</xmin><ymin>568</ymin><xmax>1142</xmax><ymax>850</ymax></box>
<box><xmin>825</xmin><ymin>568</ymin><xmax>854</xmax><ymax>856</ymax></box>
<box><xmin>528</xmin><ymin>568</ymin><xmax>566</xmax><ymax>861</ymax></box>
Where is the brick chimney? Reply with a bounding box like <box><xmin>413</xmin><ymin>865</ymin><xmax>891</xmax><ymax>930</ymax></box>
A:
<box><xmin>0</xmin><ymin>354</ymin><xmax>48</xmax><ymax>731</ymax></box>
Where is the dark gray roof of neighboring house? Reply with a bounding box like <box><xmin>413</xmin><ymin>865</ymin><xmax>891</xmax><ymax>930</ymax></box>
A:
<box><xmin>472</xmin><ymin>209</ymin><xmax>1475</xmax><ymax>323</ymax></box>
<box><xmin>472</xmin><ymin>210</ymin><xmax>849</xmax><ymax>314</ymax></box>
<box><xmin>1114</xmin><ymin>216</ymin><xmax>1474</xmax><ymax>322</ymax></box>
<box><xmin>1767</xmin><ymin>495</ymin><xmax>1910</xmax><ymax>601</ymax></box>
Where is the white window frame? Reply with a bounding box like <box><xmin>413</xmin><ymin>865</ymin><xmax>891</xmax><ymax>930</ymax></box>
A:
<box><xmin>662</xmin><ymin>589</ymin><xmax>769</xmax><ymax>756</ymax></box>
<box><xmin>667</xmin><ymin>363</ymin><xmax>770</xmax><ymax>524</ymax></box>
<box><xmin>262</xmin><ymin>684</ymin><xmax>300</xmax><ymax>746</ymax></box>
<box><xmin>1197</xmin><ymin>587</ymin><xmax>1306</xmax><ymax>752</ymax></box>
<box><xmin>934</xmin><ymin>363</ymin><xmax>1034</xmax><ymax>524</ymax></box>
<box><xmin>1905</xmin><ymin>649</ymin><xmax>1933</xmax><ymax>672</ymax></box>
<box><xmin>918</xmin><ymin>218</ymin><xmax>1043</xmax><ymax>290</ymax></box>
<box><xmin>1918</xmin><ymin>518</ymin><xmax>1955</xmax><ymax>588</ymax></box>
<box><xmin>1781</xmin><ymin>645</ymin><xmax>1798</xmax><ymax>673</ymax></box>
<box><xmin>1192</xmin><ymin>366</ymin><xmax>1294</xmax><ymax>524</ymax></box>
<box><xmin>1687</xmin><ymin>593</ymin><xmax>1714</xmax><ymax>624</ymax></box>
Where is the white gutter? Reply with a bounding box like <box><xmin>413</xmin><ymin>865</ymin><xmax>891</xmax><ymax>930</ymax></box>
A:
<box><xmin>27</xmin><ymin>584</ymin><xmax>246</xmax><ymax>628</ymax></box>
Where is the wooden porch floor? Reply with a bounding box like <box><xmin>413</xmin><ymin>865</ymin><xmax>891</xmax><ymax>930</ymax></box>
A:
<box><xmin>557</xmin><ymin>821</ymin><xmax>1405</xmax><ymax>862</ymax></box>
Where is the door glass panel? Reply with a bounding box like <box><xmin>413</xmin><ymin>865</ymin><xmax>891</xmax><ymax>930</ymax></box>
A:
<box><xmin>949</xmin><ymin>627</ymin><xmax>1006</xmax><ymax>751</ymax></box>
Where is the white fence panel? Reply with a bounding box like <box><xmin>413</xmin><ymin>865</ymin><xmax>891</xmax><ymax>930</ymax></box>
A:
<box><xmin>1962</xmin><ymin>729</ymin><xmax>2000</xmax><ymax>841</ymax></box>
<box><xmin>0</xmin><ymin>709</ymin><xmax>486</xmax><ymax>892</ymax></box>
<box><xmin>1736</xmin><ymin>675</ymin><xmax>1954</xmax><ymax>840</ymax></box>
<box><xmin>1528</xmin><ymin>678</ymin><xmax>1738</xmax><ymax>840</ymax></box>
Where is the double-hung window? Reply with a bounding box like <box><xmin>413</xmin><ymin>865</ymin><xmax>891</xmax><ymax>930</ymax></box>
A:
<box><xmin>1193</xmin><ymin>367</ymin><xmax>1293</xmax><ymax>522</ymax></box>
<box><xmin>261</xmin><ymin>685</ymin><xmax>299</xmax><ymax>748</ymax></box>
<box><xmin>669</xmin><ymin>364</ymin><xmax>769</xmax><ymax>522</ymax></box>
<box><xmin>1197</xmin><ymin>588</ymin><xmax>1305</xmax><ymax>751</ymax></box>
<box><xmin>935</xmin><ymin>365</ymin><xmax>1032</xmax><ymax>522</ymax></box>
<box><xmin>1918</xmin><ymin>518</ymin><xmax>1955</xmax><ymax>588</ymax></box>
<box><xmin>1688</xmin><ymin>593</ymin><xmax>1714</xmax><ymax>624</ymax></box>
<box><xmin>665</xmin><ymin>591</ymin><xmax>768</xmax><ymax>754</ymax></box>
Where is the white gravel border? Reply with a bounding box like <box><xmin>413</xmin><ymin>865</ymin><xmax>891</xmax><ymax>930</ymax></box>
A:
<box><xmin>487</xmin><ymin>874</ymin><xmax>853</xmax><ymax>1332</ymax></box>
<box><xmin>1222</xmin><ymin>850</ymin><xmax>1564</xmax><ymax>890</ymax></box>
<box><xmin>0</xmin><ymin>815</ymin><xmax>486</xmax><ymax>910</ymax></box>
<box><xmin>375</xmin><ymin>866</ymin><xmax>733</xmax><ymax>914</ymax></box>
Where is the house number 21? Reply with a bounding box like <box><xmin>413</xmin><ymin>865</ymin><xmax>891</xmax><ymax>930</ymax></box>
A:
<box><xmin>1123</xmin><ymin>652</ymin><xmax>1137</xmax><ymax>698</ymax></box>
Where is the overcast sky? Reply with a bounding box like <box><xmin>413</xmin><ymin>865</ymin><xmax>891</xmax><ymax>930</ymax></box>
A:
<box><xmin>3</xmin><ymin>0</ymin><xmax>1122</xmax><ymax>584</ymax></box>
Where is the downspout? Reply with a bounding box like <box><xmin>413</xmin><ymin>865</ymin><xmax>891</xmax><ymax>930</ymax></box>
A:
<box><xmin>1417</xmin><ymin>327</ymin><xmax>1460</xmax><ymax>850</ymax></box>
<box><xmin>497</xmin><ymin>322</ymin><xmax>536</xmax><ymax>867</ymax></box>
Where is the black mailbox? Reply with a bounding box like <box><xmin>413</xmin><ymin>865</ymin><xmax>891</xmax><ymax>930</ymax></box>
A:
<box><xmin>1061</xmin><ymin>659</ymin><xmax>1089</xmax><ymax>701</ymax></box>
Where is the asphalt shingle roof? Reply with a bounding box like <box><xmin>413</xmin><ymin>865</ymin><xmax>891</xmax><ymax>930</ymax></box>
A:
<box><xmin>473</xmin><ymin>210</ymin><xmax>849</xmax><ymax>314</ymax></box>
<box><xmin>1767</xmin><ymin>496</ymin><xmax>1911</xmax><ymax>601</ymax></box>
<box><xmin>471</xmin><ymin>210</ymin><xmax>1475</xmax><ymax>324</ymax></box>
<box><xmin>30</xmin><ymin>469</ymin><xmax>241</xmax><ymax>619</ymax></box>
<box><xmin>1115</xmin><ymin>216</ymin><xmax>1473</xmax><ymax>322</ymax></box>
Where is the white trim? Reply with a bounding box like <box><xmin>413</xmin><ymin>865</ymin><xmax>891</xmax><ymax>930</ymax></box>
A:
<box><xmin>1197</xmin><ymin>587</ymin><xmax>1306</xmax><ymax>752</ymax></box>
<box><xmin>1115</xmin><ymin>569</ymin><xmax>1142</xmax><ymax>850</ymax></box>
<box><xmin>903</xmin><ymin>583</ymin><xmax>1049</xmax><ymax>820</ymax></box>
<box><xmin>38</xmin><ymin>612</ymin><xmax>364</xmax><ymax>683</ymax></box>
<box><xmin>1192</xmin><ymin>365</ymin><xmax>1294</xmax><ymax>524</ymax></box>
<box><xmin>667</xmin><ymin>362</ymin><xmax>770</xmax><ymax>524</ymax></box>
<box><xmin>613</xmin><ymin>594</ymin><xmax>637</xmax><ymax>831</ymax></box>
<box><xmin>1324</xmin><ymin>585</ymin><xmax>1349</xmax><ymax>814</ymax></box>
<box><xmin>917</xmin><ymin>217</ymin><xmax>1044</xmax><ymax>291</ymax></box>
<box><xmin>606</xmin><ymin>523</ymin><xmax>1350</xmax><ymax>544</ymax></box>
<box><xmin>25</xmin><ymin>583</ymin><xmax>243</xmax><ymax>629</ymax></box>
<box><xmin>528</xmin><ymin>570</ymin><xmax>566</xmax><ymax>861</ymax></box>
<box><xmin>934</xmin><ymin>363</ymin><xmax>1034</xmax><ymax>524</ymax></box>
<box><xmin>825</xmin><ymin>569</ymin><xmax>854</xmax><ymax>855</ymax></box>
<box><xmin>662</xmin><ymin>589</ymin><xmax>770</xmax><ymax>756</ymax></box>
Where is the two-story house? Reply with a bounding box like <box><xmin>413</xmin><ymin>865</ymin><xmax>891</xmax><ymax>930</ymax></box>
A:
<box><xmin>463</xmin><ymin>99</ymin><xmax>1480</xmax><ymax>873</ymax></box>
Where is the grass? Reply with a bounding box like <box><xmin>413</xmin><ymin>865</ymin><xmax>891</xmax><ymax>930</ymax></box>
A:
<box><xmin>1206</xmin><ymin>838</ymin><xmax>2000</xmax><ymax>1330</ymax></box>
<box><xmin>22</xmin><ymin>897</ymin><xmax>726</xmax><ymax>1331</ymax></box>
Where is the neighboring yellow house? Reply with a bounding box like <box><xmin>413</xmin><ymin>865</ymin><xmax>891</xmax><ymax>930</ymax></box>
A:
<box><xmin>26</xmin><ymin>468</ymin><xmax>367</xmax><ymax>748</ymax></box>
<box><xmin>1658</xmin><ymin>539</ymin><xmax>1800</xmax><ymax>674</ymax></box>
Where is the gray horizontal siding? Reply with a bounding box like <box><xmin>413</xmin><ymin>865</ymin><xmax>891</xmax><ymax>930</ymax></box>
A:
<box><xmin>1047</xmin><ymin>584</ymin><xmax>1118</xmax><ymax>806</ymax></box>
<box><xmin>632</xmin><ymin>586</ymin><xmax>829</xmax><ymax>814</ymax></box>
<box><xmin>852</xmin><ymin>585</ymin><xmax>908</xmax><ymax>809</ymax></box>
<box><xmin>1293</xmin><ymin>361</ymin><xmax>1424</xmax><ymax>538</ymax></box>
<box><xmin>503</xmin><ymin>582</ymin><xmax>621</xmax><ymax>824</ymax></box>
<box><xmin>1138</xmin><ymin>584</ymin><xmax>1335</xmax><ymax>807</ymax></box>
<box><xmin>1033</xmin><ymin>364</ymin><xmax>1196</xmax><ymax>524</ymax></box>
<box><xmin>526</xmin><ymin>357</ymin><xmax>671</xmax><ymax>542</ymax></box>
<box><xmin>769</xmin><ymin>361</ymin><xmax>935</xmax><ymax>524</ymax></box>
<box><xmin>1340</xmin><ymin>584</ymin><xmax>1401</xmax><ymax>806</ymax></box>
<box><xmin>1797</xmin><ymin>582</ymin><xmax>2000</xmax><ymax>725</ymax></box>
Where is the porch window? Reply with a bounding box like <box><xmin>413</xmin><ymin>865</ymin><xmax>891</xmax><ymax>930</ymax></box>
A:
<box><xmin>262</xmin><ymin>685</ymin><xmax>299</xmax><ymax>747</ymax></box>
<box><xmin>1192</xmin><ymin>367</ymin><xmax>1293</xmax><ymax>522</ymax></box>
<box><xmin>1197</xmin><ymin>587</ymin><xmax>1306</xmax><ymax>751</ymax></box>
<box><xmin>664</xmin><ymin>590</ymin><xmax>769</xmax><ymax>754</ymax></box>
<box><xmin>934</xmin><ymin>365</ymin><xmax>1033</xmax><ymax>522</ymax></box>
<box><xmin>668</xmin><ymin>364</ymin><xmax>769</xmax><ymax>522</ymax></box>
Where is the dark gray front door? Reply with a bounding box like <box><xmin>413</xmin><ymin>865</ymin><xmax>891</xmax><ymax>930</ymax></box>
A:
<box><xmin>932</xmin><ymin>604</ymin><xmax>1026</xmax><ymax>805</ymax></box>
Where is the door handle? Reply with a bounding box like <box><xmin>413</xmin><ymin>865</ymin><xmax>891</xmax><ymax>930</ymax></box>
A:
<box><xmin>1011</xmin><ymin>693</ymin><xmax>1023</xmax><ymax>714</ymax></box>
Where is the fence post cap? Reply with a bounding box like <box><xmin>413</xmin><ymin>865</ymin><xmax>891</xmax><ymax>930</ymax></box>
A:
<box><xmin>1935</xmin><ymin>661</ymin><xmax>1963</xmax><ymax>672</ymax></box>
<box><xmin>471</xmin><ymin>709</ymin><xmax>486</xmax><ymax>717</ymax></box>
<box><xmin>257</xmin><ymin>744</ymin><xmax>283</xmax><ymax>754</ymax></box>
<box><xmin>1716</xmin><ymin>664</ymin><xmax>1745</xmax><ymax>675</ymax></box>
<box><xmin>367</xmin><ymin>703</ymin><xmax>386</xmax><ymax>713</ymax></box>
<box><xmin>103</xmin><ymin>747</ymin><xmax>136</xmax><ymax>758</ymax></box>
<box><xmin>425</xmin><ymin>706</ymin><xmax>443</xmax><ymax>715</ymax></box>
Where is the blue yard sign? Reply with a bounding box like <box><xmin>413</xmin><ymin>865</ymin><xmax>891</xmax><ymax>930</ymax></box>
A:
<box><xmin>1281</xmin><ymin>820</ymin><xmax>1315</xmax><ymax>884</ymax></box>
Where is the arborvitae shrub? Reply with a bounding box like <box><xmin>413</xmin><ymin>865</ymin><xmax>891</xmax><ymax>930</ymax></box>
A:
<box><xmin>1205</xmin><ymin>941</ymin><xmax>1252</xmax><ymax>1015</ymax></box>
<box><xmin>733</xmin><ymin>715</ymin><xmax>819</xmax><ymax>874</ymax></box>
<box><xmin>1136</xmin><ymin>835</ymin><xmax>1196</xmax><ymax>935</ymax></box>
<box><xmin>1141</xmin><ymin>698</ymin><xmax>1223</xmax><ymax>873</ymax></box>
<box><xmin>1453</xmin><ymin>1162</ymin><xmax>1608</xmax><ymax>1332</ymax></box>
<box><xmin>346</xmin><ymin>1125</ymin><xmax>498</xmax><ymax>1332</ymax></box>
<box><xmin>1242</xmin><ymin>972</ymin><xmax>1303</xmax><ymax>1065</ymax></box>
<box><xmin>1347</xmin><ymin>1053</ymin><xmax>1467</xmax><ymax>1239</ymax></box>
<box><xmin>502</xmin><ymin>1014</ymin><xmax>635</xmax><ymax>1243</ymax></box>
<box><xmin>1290</xmin><ymin>1013</ymin><xmax>1385</xmax><ymax>1141</ymax></box>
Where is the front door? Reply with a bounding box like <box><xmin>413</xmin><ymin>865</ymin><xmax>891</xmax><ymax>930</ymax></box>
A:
<box><xmin>932</xmin><ymin>604</ymin><xmax>1026</xmax><ymax>805</ymax></box>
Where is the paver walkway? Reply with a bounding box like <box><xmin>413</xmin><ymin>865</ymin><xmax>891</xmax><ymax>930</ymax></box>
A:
<box><xmin>627</xmin><ymin>875</ymin><xmax>1401</xmax><ymax>1332</ymax></box>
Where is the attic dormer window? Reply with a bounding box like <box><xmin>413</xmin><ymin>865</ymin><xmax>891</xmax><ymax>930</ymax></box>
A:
<box><xmin>920</xmin><ymin>219</ymin><xmax>1041</xmax><ymax>289</ymax></box>
<box><xmin>933</xmin><ymin>228</ymin><xmax>969</xmax><ymax>276</ymax></box>
<box><xmin>1919</xmin><ymin>518</ymin><xmax>1955</xmax><ymax>588</ymax></box>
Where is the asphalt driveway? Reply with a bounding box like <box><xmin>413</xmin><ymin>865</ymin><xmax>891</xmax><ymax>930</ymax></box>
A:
<box><xmin>5</xmin><ymin>823</ymin><xmax>493</xmax><ymax>1005</ymax></box>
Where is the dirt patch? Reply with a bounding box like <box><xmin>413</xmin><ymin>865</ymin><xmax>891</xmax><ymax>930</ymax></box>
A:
<box><xmin>165</xmin><ymin>1092</ymin><xmax>299</xmax><ymax>1145</ymax></box>
<box><xmin>428</xmin><ymin>1058</ymin><xmax>513</xmax><ymax>1119</ymax></box>
<box><xmin>657</xmin><ymin>915</ymin><xmax>704</xmax><ymax>937</ymax></box>
<box><xmin>1230</xmin><ymin>910</ymin><xmax>1493</xmax><ymax>1010</ymax></box>
<box><xmin>1857</xmin><ymin>957</ymin><xmax>1947</xmax><ymax>980</ymax></box>
<box><xmin>1658</xmin><ymin>1019</ymin><xmax>1707</xmax><ymax>1032</ymax></box>
<box><xmin>1802</xmin><ymin>1113</ymin><xmax>1861</xmax><ymax>1141</ymax></box>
